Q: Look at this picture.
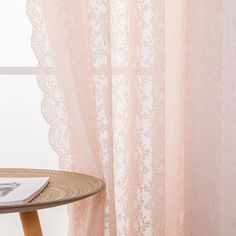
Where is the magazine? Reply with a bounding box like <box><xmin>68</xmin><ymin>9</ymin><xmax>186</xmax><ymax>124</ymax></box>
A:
<box><xmin>0</xmin><ymin>177</ymin><xmax>49</xmax><ymax>206</ymax></box>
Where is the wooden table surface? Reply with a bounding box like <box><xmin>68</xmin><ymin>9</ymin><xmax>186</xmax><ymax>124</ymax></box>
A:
<box><xmin>0</xmin><ymin>168</ymin><xmax>105</xmax><ymax>236</ymax></box>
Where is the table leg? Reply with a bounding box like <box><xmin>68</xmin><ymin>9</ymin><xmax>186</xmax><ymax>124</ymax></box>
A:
<box><xmin>19</xmin><ymin>211</ymin><xmax>43</xmax><ymax>236</ymax></box>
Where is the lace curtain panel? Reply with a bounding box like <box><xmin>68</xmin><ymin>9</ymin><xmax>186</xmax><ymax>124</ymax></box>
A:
<box><xmin>27</xmin><ymin>0</ymin><xmax>236</xmax><ymax>235</ymax></box>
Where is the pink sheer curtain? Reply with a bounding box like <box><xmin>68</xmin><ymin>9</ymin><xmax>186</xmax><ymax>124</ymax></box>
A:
<box><xmin>27</xmin><ymin>0</ymin><xmax>236</xmax><ymax>235</ymax></box>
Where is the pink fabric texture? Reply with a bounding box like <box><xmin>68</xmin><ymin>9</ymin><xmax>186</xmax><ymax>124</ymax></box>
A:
<box><xmin>27</xmin><ymin>0</ymin><xmax>236</xmax><ymax>235</ymax></box>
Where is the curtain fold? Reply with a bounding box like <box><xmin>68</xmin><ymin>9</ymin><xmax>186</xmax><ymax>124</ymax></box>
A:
<box><xmin>27</xmin><ymin>0</ymin><xmax>236</xmax><ymax>235</ymax></box>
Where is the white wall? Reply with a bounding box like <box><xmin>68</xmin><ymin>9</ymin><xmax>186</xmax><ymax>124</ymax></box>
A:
<box><xmin>0</xmin><ymin>77</ymin><xmax>69</xmax><ymax>235</ymax></box>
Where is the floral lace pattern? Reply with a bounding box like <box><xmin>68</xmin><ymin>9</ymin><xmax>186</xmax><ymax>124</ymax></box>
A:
<box><xmin>27</xmin><ymin>0</ymin><xmax>236</xmax><ymax>235</ymax></box>
<box><xmin>27</xmin><ymin>0</ymin><xmax>165</xmax><ymax>235</ymax></box>
<box><xmin>26</xmin><ymin>0</ymin><xmax>71</xmax><ymax>169</ymax></box>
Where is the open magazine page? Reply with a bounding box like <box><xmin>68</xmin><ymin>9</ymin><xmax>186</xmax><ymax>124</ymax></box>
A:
<box><xmin>0</xmin><ymin>182</ymin><xmax>21</xmax><ymax>197</ymax></box>
<box><xmin>0</xmin><ymin>177</ymin><xmax>49</xmax><ymax>205</ymax></box>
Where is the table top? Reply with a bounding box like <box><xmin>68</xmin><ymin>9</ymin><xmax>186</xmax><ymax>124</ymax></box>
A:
<box><xmin>0</xmin><ymin>168</ymin><xmax>105</xmax><ymax>214</ymax></box>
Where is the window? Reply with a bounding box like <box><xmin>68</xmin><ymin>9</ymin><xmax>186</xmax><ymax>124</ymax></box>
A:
<box><xmin>0</xmin><ymin>1</ymin><xmax>58</xmax><ymax>169</ymax></box>
<box><xmin>0</xmin><ymin>2</ymin><xmax>68</xmax><ymax>235</ymax></box>
<box><xmin>0</xmin><ymin>0</ymin><xmax>37</xmax><ymax>74</ymax></box>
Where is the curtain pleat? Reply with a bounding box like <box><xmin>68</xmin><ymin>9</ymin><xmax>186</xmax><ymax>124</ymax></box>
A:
<box><xmin>27</xmin><ymin>0</ymin><xmax>236</xmax><ymax>235</ymax></box>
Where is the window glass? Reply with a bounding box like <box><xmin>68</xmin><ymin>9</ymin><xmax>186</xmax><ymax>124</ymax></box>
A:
<box><xmin>0</xmin><ymin>0</ymin><xmax>37</xmax><ymax>66</ymax></box>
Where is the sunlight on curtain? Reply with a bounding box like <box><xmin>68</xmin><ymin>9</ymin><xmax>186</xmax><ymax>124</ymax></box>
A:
<box><xmin>27</xmin><ymin>0</ymin><xmax>236</xmax><ymax>235</ymax></box>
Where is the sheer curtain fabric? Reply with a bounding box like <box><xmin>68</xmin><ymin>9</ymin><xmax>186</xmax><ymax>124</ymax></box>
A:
<box><xmin>27</xmin><ymin>0</ymin><xmax>236</xmax><ymax>235</ymax></box>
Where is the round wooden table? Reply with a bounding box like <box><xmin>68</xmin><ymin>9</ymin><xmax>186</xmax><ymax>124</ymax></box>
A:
<box><xmin>0</xmin><ymin>168</ymin><xmax>105</xmax><ymax>236</ymax></box>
